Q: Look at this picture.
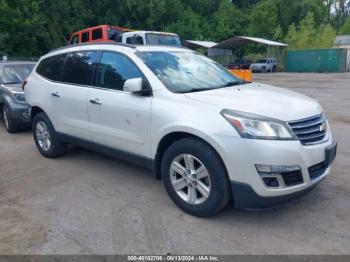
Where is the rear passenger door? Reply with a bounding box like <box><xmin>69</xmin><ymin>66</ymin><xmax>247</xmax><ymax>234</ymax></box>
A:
<box><xmin>51</xmin><ymin>51</ymin><xmax>98</xmax><ymax>140</ymax></box>
<box><xmin>88</xmin><ymin>51</ymin><xmax>152</xmax><ymax>157</ymax></box>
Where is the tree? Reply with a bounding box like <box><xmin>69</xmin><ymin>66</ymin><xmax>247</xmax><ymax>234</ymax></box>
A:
<box><xmin>286</xmin><ymin>13</ymin><xmax>317</xmax><ymax>49</ymax></box>
<box><xmin>0</xmin><ymin>0</ymin><xmax>342</xmax><ymax>57</ymax></box>
<box><xmin>209</xmin><ymin>0</ymin><xmax>242</xmax><ymax>40</ymax></box>
<box><xmin>332</xmin><ymin>0</ymin><xmax>350</xmax><ymax>30</ymax></box>
<box><xmin>286</xmin><ymin>12</ymin><xmax>336</xmax><ymax>49</ymax></box>
<box><xmin>316</xmin><ymin>24</ymin><xmax>337</xmax><ymax>48</ymax></box>
<box><xmin>246</xmin><ymin>0</ymin><xmax>278</xmax><ymax>38</ymax></box>
<box><xmin>339</xmin><ymin>15</ymin><xmax>350</xmax><ymax>33</ymax></box>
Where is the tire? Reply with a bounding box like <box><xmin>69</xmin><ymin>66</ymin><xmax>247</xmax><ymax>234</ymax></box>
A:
<box><xmin>161</xmin><ymin>137</ymin><xmax>231</xmax><ymax>217</ymax></box>
<box><xmin>2</xmin><ymin>104</ymin><xmax>20</xmax><ymax>133</ymax></box>
<box><xmin>32</xmin><ymin>112</ymin><xmax>65</xmax><ymax>158</ymax></box>
<box><xmin>273</xmin><ymin>66</ymin><xmax>277</xmax><ymax>72</ymax></box>
<box><xmin>262</xmin><ymin>67</ymin><xmax>267</xmax><ymax>73</ymax></box>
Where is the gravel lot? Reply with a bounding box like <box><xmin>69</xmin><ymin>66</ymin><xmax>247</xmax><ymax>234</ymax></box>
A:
<box><xmin>0</xmin><ymin>73</ymin><xmax>349</xmax><ymax>255</ymax></box>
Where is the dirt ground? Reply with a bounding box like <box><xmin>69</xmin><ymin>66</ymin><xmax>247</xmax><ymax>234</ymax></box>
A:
<box><xmin>0</xmin><ymin>73</ymin><xmax>349</xmax><ymax>255</ymax></box>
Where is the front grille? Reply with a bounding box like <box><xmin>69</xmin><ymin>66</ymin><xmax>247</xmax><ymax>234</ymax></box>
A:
<box><xmin>308</xmin><ymin>161</ymin><xmax>327</xmax><ymax>180</ymax></box>
<box><xmin>288</xmin><ymin>114</ymin><xmax>327</xmax><ymax>145</ymax></box>
<box><xmin>281</xmin><ymin>170</ymin><xmax>303</xmax><ymax>186</ymax></box>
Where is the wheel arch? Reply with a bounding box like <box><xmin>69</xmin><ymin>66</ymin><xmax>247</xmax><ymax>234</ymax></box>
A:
<box><xmin>153</xmin><ymin>131</ymin><xmax>228</xmax><ymax>181</ymax></box>
<box><xmin>30</xmin><ymin>106</ymin><xmax>44</xmax><ymax>123</ymax></box>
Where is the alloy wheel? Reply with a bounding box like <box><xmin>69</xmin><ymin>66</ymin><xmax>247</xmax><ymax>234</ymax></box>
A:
<box><xmin>3</xmin><ymin>107</ymin><xmax>10</xmax><ymax>130</ymax></box>
<box><xmin>36</xmin><ymin>121</ymin><xmax>51</xmax><ymax>151</ymax></box>
<box><xmin>170</xmin><ymin>154</ymin><xmax>211</xmax><ymax>205</ymax></box>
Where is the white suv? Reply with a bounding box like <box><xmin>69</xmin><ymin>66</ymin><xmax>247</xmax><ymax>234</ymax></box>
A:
<box><xmin>25</xmin><ymin>43</ymin><xmax>337</xmax><ymax>216</ymax></box>
<box><xmin>250</xmin><ymin>58</ymin><xmax>277</xmax><ymax>73</ymax></box>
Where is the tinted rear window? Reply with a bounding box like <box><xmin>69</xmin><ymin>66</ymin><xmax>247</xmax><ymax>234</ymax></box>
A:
<box><xmin>81</xmin><ymin>32</ymin><xmax>89</xmax><ymax>42</ymax></box>
<box><xmin>61</xmin><ymin>51</ymin><xmax>98</xmax><ymax>85</ymax></box>
<box><xmin>92</xmin><ymin>29</ymin><xmax>102</xmax><ymax>40</ymax></box>
<box><xmin>126</xmin><ymin>35</ymin><xmax>144</xmax><ymax>45</ymax></box>
<box><xmin>36</xmin><ymin>54</ymin><xmax>67</xmax><ymax>81</ymax></box>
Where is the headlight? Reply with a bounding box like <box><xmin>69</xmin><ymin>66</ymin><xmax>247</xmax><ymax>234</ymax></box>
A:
<box><xmin>10</xmin><ymin>91</ymin><xmax>26</xmax><ymax>102</ymax></box>
<box><xmin>221</xmin><ymin>109</ymin><xmax>295</xmax><ymax>140</ymax></box>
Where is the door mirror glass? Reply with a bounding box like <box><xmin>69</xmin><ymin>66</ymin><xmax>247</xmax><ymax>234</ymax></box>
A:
<box><xmin>123</xmin><ymin>78</ymin><xmax>143</xmax><ymax>93</ymax></box>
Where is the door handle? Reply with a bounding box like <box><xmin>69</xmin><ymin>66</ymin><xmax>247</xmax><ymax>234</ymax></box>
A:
<box><xmin>89</xmin><ymin>99</ymin><xmax>102</xmax><ymax>105</ymax></box>
<box><xmin>51</xmin><ymin>92</ymin><xmax>60</xmax><ymax>98</ymax></box>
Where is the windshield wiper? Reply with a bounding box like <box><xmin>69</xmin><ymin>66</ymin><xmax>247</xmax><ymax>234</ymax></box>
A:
<box><xmin>221</xmin><ymin>81</ymin><xmax>247</xmax><ymax>87</ymax></box>
<box><xmin>178</xmin><ymin>81</ymin><xmax>248</xmax><ymax>93</ymax></box>
<box><xmin>180</xmin><ymin>87</ymin><xmax>212</xmax><ymax>93</ymax></box>
<box><xmin>3</xmin><ymin>82</ymin><xmax>21</xmax><ymax>85</ymax></box>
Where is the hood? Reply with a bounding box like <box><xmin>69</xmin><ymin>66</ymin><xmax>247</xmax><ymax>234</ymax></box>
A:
<box><xmin>1</xmin><ymin>83</ymin><xmax>23</xmax><ymax>92</ymax></box>
<box><xmin>184</xmin><ymin>83</ymin><xmax>322</xmax><ymax>121</ymax></box>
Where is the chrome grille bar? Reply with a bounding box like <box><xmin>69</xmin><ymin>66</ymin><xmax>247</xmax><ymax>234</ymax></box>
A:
<box><xmin>288</xmin><ymin>114</ymin><xmax>327</xmax><ymax>145</ymax></box>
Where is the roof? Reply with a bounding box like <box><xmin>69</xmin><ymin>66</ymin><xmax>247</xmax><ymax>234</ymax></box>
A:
<box><xmin>123</xmin><ymin>31</ymin><xmax>178</xmax><ymax>36</ymax></box>
<box><xmin>45</xmin><ymin>42</ymin><xmax>190</xmax><ymax>59</ymax></box>
<box><xmin>334</xmin><ymin>35</ymin><xmax>350</xmax><ymax>45</ymax></box>
<box><xmin>185</xmin><ymin>40</ymin><xmax>218</xmax><ymax>49</ymax></box>
<box><xmin>214</xmin><ymin>36</ymin><xmax>288</xmax><ymax>49</ymax></box>
<box><xmin>48</xmin><ymin>42</ymin><xmax>136</xmax><ymax>54</ymax></box>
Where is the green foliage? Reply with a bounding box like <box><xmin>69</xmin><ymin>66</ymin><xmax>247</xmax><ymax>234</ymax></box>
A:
<box><xmin>316</xmin><ymin>24</ymin><xmax>337</xmax><ymax>48</ymax></box>
<box><xmin>247</xmin><ymin>0</ymin><xmax>278</xmax><ymax>38</ymax></box>
<box><xmin>339</xmin><ymin>15</ymin><xmax>350</xmax><ymax>34</ymax></box>
<box><xmin>0</xmin><ymin>0</ymin><xmax>347</xmax><ymax>57</ymax></box>
<box><xmin>286</xmin><ymin>12</ymin><xmax>337</xmax><ymax>49</ymax></box>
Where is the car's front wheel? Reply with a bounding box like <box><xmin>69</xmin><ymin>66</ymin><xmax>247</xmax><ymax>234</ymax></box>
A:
<box><xmin>161</xmin><ymin>138</ymin><xmax>231</xmax><ymax>217</ymax></box>
<box><xmin>32</xmin><ymin>112</ymin><xmax>65</xmax><ymax>158</ymax></box>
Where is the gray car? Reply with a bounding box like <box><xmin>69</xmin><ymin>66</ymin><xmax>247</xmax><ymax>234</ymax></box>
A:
<box><xmin>0</xmin><ymin>61</ymin><xmax>36</xmax><ymax>133</ymax></box>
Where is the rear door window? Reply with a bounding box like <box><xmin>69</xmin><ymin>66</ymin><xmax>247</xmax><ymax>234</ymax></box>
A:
<box><xmin>92</xmin><ymin>29</ymin><xmax>103</xmax><ymax>40</ymax></box>
<box><xmin>61</xmin><ymin>51</ymin><xmax>98</xmax><ymax>86</ymax></box>
<box><xmin>81</xmin><ymin>32</ymin><xmax>90</xmax><ymax>43</ymax></box>
<box><xmin>36</xmin><ymin>54</ymin><xmax>67</xmax><ymax>81</ymax></box>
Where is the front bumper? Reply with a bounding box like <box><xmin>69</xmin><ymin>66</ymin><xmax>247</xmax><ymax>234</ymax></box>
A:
<box><xmin>10</xmin><ymin>101</ymin><xmax>30</xmax><ymax>123</ymax></box>
<box><xmin>251</xmin><ymin>67</ymin><xmax>264</xmax><ymax>72</ymax></box>
<box><xmin>209</xmin><ymin>132</ymin><xmax>336</xmax><ymax>209</ymax></box>
<box><xmin>231</xmin><ymin>179</ymin><xmax>322</xmax><ymax>210</ymax></box>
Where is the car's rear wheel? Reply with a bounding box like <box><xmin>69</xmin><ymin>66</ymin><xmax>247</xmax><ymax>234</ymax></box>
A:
<box><xmin>32</xmin><ymin>112</ymin><xmax>65</xmax><ymax>158</ymax></box>
<box><xmin>2</xmin><ymin>104</ymin><xmax>19</xmax><ymax>133</ymax></box>
<box><xmin>162</xmin><ymin>138</ymin><xmax>231</xmax><ymax>217</ymax></box>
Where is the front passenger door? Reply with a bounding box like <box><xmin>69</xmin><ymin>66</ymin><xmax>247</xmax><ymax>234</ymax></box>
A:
<box><xmin>88</xmin><ymin>51</ymin><xmax>152</xmax><ymax>158</ymax></box>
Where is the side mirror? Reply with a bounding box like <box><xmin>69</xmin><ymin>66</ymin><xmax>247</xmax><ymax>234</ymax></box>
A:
<box><xmin>123</xmin><ymin>78</ymin><xmax>143</xmax><ymax>93</ymax></box>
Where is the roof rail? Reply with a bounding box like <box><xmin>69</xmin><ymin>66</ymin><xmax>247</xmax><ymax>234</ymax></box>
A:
<box><xmin>48</xmin><ymin>42</ymin><xmax>136</xmax><ymax>54</ymax></box>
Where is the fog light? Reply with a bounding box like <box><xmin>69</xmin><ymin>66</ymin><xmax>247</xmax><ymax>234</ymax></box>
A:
<box><xmin>255</xmin><ymin>164</ymin><xmax>300</xmax><ymax>173</ymax></box>
<box><xmin>262</xmin><ymin>177</ymin><xmax>279</xmax><ymax>187</ymax></box>
<box><xmin>256</xmin><ymin>164</ymin><xmax>302</xmax><ymax>189</ymax></box>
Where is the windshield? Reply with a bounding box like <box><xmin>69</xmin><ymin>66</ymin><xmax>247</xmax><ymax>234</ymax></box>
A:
<box><xmin>0</xmin><ymin>64</ymin><xmax>34</xmax><ymax>84</ymax></box>
<box><xmin>145</xmin><ymin>34</ymin><xmax>181</xmax><ymax>47</ymax></box>
<box><xmin>137</xmin><ymin>51</ymin><xmax>243</xmax><ymax>93</ymax></box>
<box><xmin>256</xmin><ymin>59</ymin><xmax>267</xmax><ymax>63</ymax></box>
